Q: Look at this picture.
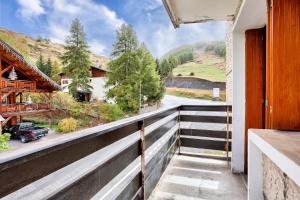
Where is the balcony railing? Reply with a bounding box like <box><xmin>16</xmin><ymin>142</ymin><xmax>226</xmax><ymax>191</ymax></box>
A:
<box><xmin>1</xmin><ymin>103</ymin><xmax>50</xmax><ymax>114</ymax></box>
<box><xmin>0</xmin><ymin>79</ymin><xmax>36</xmax><ymax>91</ymax></box>
<box><xmin>0</xmin><ymin>105</ymin><xmax>232</xmax><ymax>199</ymax></box>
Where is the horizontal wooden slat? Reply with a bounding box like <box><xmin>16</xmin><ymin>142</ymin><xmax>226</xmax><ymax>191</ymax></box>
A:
<box><xmin>180</xmin><ymin>129</ymin><xmax>232</xmax><ymax>139</ymax></box>
<box><xmin>181</xmin><ymin>137</ymin><xmax>231</xmax><ymax>151</ymax></box>
<box><xmin>144</xmin><ymin>108</ymin><xmax>178</xmax><ymax>126</ymax></box>
<box><xmin>180</xmin><ymin>115</ymin><xmax>232</xmax><ymax>124</ymax></box>
<box><xmin>3</xmin><ymin>132</ymin><xmax>141</xmax><ymax>200</ymax></box>
<box><xmin>0</xmin><ymin>123</ymin><xmax>139</xmax><ymax>197</ymax></box>
<box><xmin>180</xmin><ymin>105</ymin><xmax>232</xmax><ymax>112</ymax></box>
<box><xmin>145</xmin><ymin>117</ymin><xmax>177</xmax><ymax>149</ymax></box>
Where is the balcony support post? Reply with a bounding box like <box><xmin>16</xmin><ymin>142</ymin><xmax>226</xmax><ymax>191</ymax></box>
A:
<box><xmin>178</xmin><ymin>107</ymin><xmax>181</xmax><ymax>154</ymax></box>
<box><xmin>139</xmin><ymin>120</ymin><xmax>145</xmax><ymax>200</ymax></box>
<box><xmin>226</xmin><ymin>105</ymin><xmax>230</xmax><ymax>162</ymax></box>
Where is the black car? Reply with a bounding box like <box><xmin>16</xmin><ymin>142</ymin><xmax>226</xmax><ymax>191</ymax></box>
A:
<box><xmin>4</xmin><ymin>122</ymin><xmax>49</xmax><ymax>143</ymax></box>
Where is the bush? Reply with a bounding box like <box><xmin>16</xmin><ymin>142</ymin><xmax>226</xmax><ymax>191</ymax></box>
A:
<box><xmin>99</xmin><ymin>103</ymin><xmax>124</xmax><ymax>122</ymax></box>
<box><xmin>190</xmin><ymin>72</ymin><xmax>195</xmax><ymax>76</ymax></box>
<box><xmin>51</xmin><ymin>92</ymin><xmax>77</xmax><ymax>111</ymax></box>
<box><xmin>57</xmin><ymin>118</ymin><xmax>78</xmax><ymax>133</ymax></box>
<box><xmin>0</xmin><ymin>133</ymin><xmax>11</xmax><ymax>151</ymax></box>
<box><xmin>177</xmin><ymin>74</ymin><xmax>182</xmax><ymax>76</ymax></box>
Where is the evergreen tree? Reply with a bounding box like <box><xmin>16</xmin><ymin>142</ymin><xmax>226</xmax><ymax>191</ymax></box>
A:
<box><xmin>106</xmin><ymin>25</ymin><xmax>163</xmax><ymax>112</ymax></box>
<box><xmin>61</xmin><ymin>18</ymin><xmax>91</xmax><ymax>97</ymax></box>
<box><xmin>138</xmin><ymin>44</ymin><xmax>163</xmax><ymax>102</ymax></box>
<box><xmin>36</xmin><ymin>54</ymin><xmax>52</xmax><ymax>77</ymax></box>
<box><xmin>45</xmin><ymin>58</ymin><xmax>52</xmax><ymax>77</ymax></box>
<box><xmin>36</xmin><ymin>54</ymin><xmax>45</xmax><ymax>72</ymax></box>
<box><xmin>51</xmin><ymin>60</ymin><xmax>61</xmax><ymax>83</ymax></box>
<box><xmin>158</xmin><ymin>56</ymin><xmax>178</xmax><ymax>80</ymax></box>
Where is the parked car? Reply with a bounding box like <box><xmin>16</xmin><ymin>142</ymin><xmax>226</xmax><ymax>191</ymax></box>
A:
<box><xmin>3</xmin><ymin>122</ymin><xmax>49</xmax><ymax>143</ymax></box>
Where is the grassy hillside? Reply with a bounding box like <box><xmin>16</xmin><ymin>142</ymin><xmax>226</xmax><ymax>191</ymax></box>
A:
<box><xmin>172</xmin><ymin>54</ymin><xmax>226</xmax><ymax>82</ymax></box>
<box><xmin>0</xmin><ymin>28</ymin><xmax>109</xmax><ymax>67</ymax></box>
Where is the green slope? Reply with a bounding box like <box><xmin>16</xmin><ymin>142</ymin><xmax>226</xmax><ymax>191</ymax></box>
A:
<box><xmin>172</xmin><ymin>54</ymin><xmax>226</xmax><ymax>82</ymax></box>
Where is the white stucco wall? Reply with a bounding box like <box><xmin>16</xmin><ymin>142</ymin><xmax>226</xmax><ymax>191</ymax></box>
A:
<box><xmin>60</xmin><ymin>77</ymin><xmax>107</xmax><ymax>100</ymax></box>
<box><xmin>231</xmin><ymin>32</ymin><xmax>246</xmax><ymax>173</ymax></box>
<box><xmin>90</xmin><ymin>77</ymin><xmax>107</xmax><ymax>100</ymax></box>
<box><xmin>225</xmin><ymin>22</ymin><xmax>233</xmax><ymax>105</ymax></box>
<box><xmin>231</xmin><ymin>0</ymin><xmax>267</xmax><ymax>173</ymax></box>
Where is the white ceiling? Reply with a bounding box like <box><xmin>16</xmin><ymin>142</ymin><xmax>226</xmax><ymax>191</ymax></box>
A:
<box><xmin>163</xmin><ymin>0</ymin><xmax>242</xmax><ymax>28</ymax></box>
<box><xmin>233</xmin><ymin>0</ymin><xmax>267</xmax><ymax>33</ymax></box>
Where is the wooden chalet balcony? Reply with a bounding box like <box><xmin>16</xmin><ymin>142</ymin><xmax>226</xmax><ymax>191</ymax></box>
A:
<box><xmin>0</xmin><ymin>79</ymin><xmax>36</xmax><ymax>91</ymax></box>
<box><xmin>1</xmin><ymin>103</ymin><xmax>50</xmax><ymax>117</ymax></box>
<box><xmin>0</xmin><ymin>105</ymin><xmax>247</xmax><ymax>200</ymax></box>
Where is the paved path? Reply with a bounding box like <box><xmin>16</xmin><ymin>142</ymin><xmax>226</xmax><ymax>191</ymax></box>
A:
<box><xmin>149</xmin><ymin>155</ymin><xmax>247</xmax><ymax>200</ymax></box>
<box><xmin>7</xmin><ymin>130</ymin><xmax>60</xmax><ymax>150</ymax></box>
<box><xmin>161</xmin><ymin>95</ymin><xmax>225</xmax><ymax>108</ymax></box>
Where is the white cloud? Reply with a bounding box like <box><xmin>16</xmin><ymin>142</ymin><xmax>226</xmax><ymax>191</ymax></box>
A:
<box><xmin>125</xmin><ymin>0</ymin><xmax>226</xmax><ymax>57</ymax></box>
<box><xmin>17</xmin><ymin>0</ymin><xmax>45</xmax><ymax>20</ymax></box>
<box><xmin>16</xmin><ymin>0</ymin><xmax>124</xmax><ymax>56</ymax></box>
<box><xmin>46</xmin><ymin>0</ymin><xmax>125</xmax><ymax>56</ymax></box>
<box><xmin>14</xmin><ymin>0</ymin><xmax>225</xmax><ymax>58</ymax></box>
<box><xmin>89</xmin><ymin>40</ymin><xmax>107</xmax><ymax>55</ymax></box>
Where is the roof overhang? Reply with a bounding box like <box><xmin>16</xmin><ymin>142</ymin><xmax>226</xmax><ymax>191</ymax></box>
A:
<box><xmin>0</xmin><ymin>39</ymin><xmax>61</xmax><ymax>91</ymax></box>
<box><xmin>162</xmin><ymin>0</ymin><xmax>242</xmax><ymax>28</ymax></box>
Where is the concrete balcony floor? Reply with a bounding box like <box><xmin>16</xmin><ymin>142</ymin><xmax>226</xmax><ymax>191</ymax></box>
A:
<box><xmin>149</xmin><ymin>155</ymin><xmax>247</xmax><ymax>200</ymax></box>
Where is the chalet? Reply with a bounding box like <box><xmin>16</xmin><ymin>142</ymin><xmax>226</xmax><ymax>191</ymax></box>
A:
<box><xmin>59</xmin><ymin>66</ymin><xmax>107</xmax><ymax>101</ymax></box>
<box><xmin>0</xmin><ymin>39</ymin><xmax>60</xmax><ymax>127</ymax></box>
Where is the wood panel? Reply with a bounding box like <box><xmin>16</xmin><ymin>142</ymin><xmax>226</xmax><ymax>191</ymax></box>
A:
<box><xmin>0</xmin><ymin>122</ymin><xmax>139</xmax><ymax>197</ymax></box>
<box><xmin>181</xmin><ymin>129</ymin><xmax>232</xmax><ymax>139</ymax></box>
<box><xmin>180</xmin><ymin>137</ymin><xmax>231</xmax><ymax>151</ymax></box>
<box><xmin>180</xmin><ymin>115</ymin><xmax>231</xmax><ymax>124</ymax></box>
<box><xmin>245</xmin><ymin>28</ymin><xmax>266</xmax><ymax>173</ymax></box>
<box><xmin>266</xmin><ymin>0</ymin><xmax>300</xmax><ymax>130</ymax></box>
<box><xmin>181</xmin><ymin>105</ymin><xmax>232</xmax><ymax>112</ymax></box>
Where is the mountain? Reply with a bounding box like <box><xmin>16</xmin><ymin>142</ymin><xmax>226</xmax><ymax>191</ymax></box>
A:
<box><xmin>162</xmin><ymin>41</ymin><xmax>226</xmax><ymax>82</ymax></box>
<box><xmin>0</xmin><ymin>28</ymin><xmax>109</xmax><ymax>67</ymax></box>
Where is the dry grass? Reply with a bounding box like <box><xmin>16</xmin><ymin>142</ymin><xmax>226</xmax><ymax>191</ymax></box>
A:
<box><xmin>166</xmin><ymin>87</ymin><xmax>226</xmax><ymax>101</ymax></box>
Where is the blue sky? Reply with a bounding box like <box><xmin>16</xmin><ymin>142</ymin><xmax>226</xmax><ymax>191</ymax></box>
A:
<box><xmin>0</xmin><ymin>0</ymin><xmax>226</xmax><ymax>58</ymax></box>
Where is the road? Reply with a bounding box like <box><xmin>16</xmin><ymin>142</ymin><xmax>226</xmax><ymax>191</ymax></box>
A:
<box><xmin>4</xmin><ymin>95</ymin><xmax>224</xmax><ymax>152</ymax></box>
<box><xmin>160</xmin><ymin>95</ymin><xmax>225</xmax><ymax>108</ymax></box>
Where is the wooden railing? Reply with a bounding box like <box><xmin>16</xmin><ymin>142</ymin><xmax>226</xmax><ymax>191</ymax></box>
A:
<box><xmin>0</xmin><ymin>79</ymin><xmax>36</xmax><ymax>90</ymax></box>
<box><xmin>0</xmin><ymin>105</ymin><xmax>232</xmax><ymax>199</ymax></box>
<box><xmin>179</xmin><ymin>105</ymin><xmax>232</xmax><ymax>159</ymax></box>
<box><xmin>1</xmin><ymin>103</ymin><xmax>50</xmax><ymax>114</ymax></box>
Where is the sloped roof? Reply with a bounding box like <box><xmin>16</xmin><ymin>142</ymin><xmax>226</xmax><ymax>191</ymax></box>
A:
<box><xmin>0</xmin><ymin>39</ymin><xmax>60</xmax><ymax>91</ymax></box>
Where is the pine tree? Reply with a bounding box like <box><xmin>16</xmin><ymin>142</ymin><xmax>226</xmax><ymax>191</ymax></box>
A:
<box><xmin>61</xmin><ymin>18</ymin><xmax>91</xmax><ymax>97</ymax></box>
<box><xmin>45</xmin><ymin>58</ymin><xmax>52</xmax><ymax>77</ymax></box>
<box><xmin>51</xmin><ymin>60</ymin><xmax>61</xmax><ymax>83</ymax></box>
<box><xmin>138</xmin><ymin>45</ymin><xmax>164</xmax><ymax>102</ymax></box>
<box><xmin>106</xmin><ymin>24</ymin><xmax>140</xmax><ymax>112</ymax></box>
<box><xmin>106</xmin><ymin>25</ymin><xmax>163</xmax><ymax>112</ymax></box>
<box><xmin>36</xmin><ymin>54</ymin><xmax>45</xmax><ymax>72</ymax></box>
<box><xmin>36</xmin><ymin>54</ymin><xmax>51</xmax><ymax>77</ymax></box>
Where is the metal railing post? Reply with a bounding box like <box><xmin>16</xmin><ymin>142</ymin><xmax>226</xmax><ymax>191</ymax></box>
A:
<box><xmin>178</xmin><ymin>106</ymin><xmax>181</xmax><ymax>155</ymax></box>
<box><xmin>226</xmin><ymin>105</ymin><xmax>230</xmax><ymax>162</ymax></box>
<box><xmin>139</xmin><ymin>120</ymin><xmax>146</xmax><ymax>200</ymax></box>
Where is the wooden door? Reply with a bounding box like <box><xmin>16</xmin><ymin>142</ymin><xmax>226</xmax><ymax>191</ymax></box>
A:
<box><xmin>266</xmin><ymin>0</ymin><xmax>300</xmax><ymax>130</ymax></box>
<box><xmin>245</xmin><ymin>28</ymin><xmax>266</xmax><ymax>173</ymax></box>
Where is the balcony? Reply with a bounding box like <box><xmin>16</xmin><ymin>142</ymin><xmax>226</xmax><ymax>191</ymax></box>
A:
<box><xmin>1</xmin><ymin>103</ymin><xmax>50</xmax><ymax>117</ymax></box>
<box><xmin>0</xmin><ymin>105</ymin><xmax>247</xmax><ymax>199</ymax></box>
<box><xmin>0</xmin><ymin>79</ymin><xmax>36</xmax><ymax>92</ymax></box>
